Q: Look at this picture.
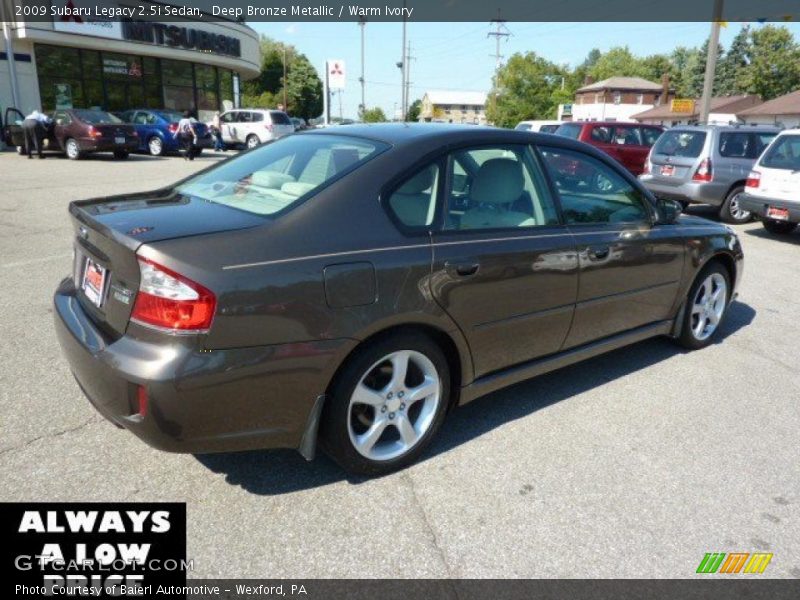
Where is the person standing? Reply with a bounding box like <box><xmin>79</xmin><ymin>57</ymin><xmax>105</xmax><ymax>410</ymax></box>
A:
<box><xmin>22</xmin><ymin>109</ymin><xmax>50</xmax><ymax>159</ymax></box>
<box><xmin>173</xmin><ymin>110</ymin><xmax>198</xmax><ymax>161</ymax></box>
<box><xmin>211</xmin><ymin>111</ymin><xmax>225</xmax><ymax>152</ymax></box>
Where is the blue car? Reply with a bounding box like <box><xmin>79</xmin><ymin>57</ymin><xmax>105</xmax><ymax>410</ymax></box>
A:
<box><xmin>118</xmin><ymin>109</ymin><xmax>212</xmax><ymax>156</ymax></box>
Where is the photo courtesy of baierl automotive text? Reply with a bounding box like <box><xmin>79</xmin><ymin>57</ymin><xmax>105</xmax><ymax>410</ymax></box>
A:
<box><xmin>1</xmin><ymin>0</ymin><xmax>799</xmax><ymax>598</ymax></box>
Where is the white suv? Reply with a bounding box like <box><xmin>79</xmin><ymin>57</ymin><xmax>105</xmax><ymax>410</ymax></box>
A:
<box><xmin>740</xmin><ymin>130</ymin><xmax>800</xmax><ymax>235</ymax></box>
<box><xmin>219</xmin><ymin>109</ymin><xmax>295</xmax><ymax>149</ymax></box>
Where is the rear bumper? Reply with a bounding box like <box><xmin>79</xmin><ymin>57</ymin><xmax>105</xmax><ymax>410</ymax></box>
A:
<box><xmin>53</xmin><ymin>278</ymin><xmax>355</xmax><ymax>454</ymax></box>
<box><xmin>738</xmin><ymin>193</ymin><xmax>800</xmax><ymax>222</ymax></box>
<box><xmin>78</xmin><ymin>138</ymin><xmax>139</xmax><ymax>153</ymax></box>
<box><xmin>639</xmin><ymin>176</ymin><xmax>729</xmax><ymax>206</ymax></box>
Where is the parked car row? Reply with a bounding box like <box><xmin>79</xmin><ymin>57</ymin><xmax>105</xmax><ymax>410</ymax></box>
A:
<box><xmin>2</xmin><ymin>107</ymin><xmax>298</xmax><ymax>159</ymax></box>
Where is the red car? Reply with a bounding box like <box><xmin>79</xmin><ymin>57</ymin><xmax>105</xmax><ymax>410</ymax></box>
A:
<box><xmin>7</xmin><ymin>108</ymin><xmax>139</xmax><ymax>160</ymax></box>
<box><xmin>554</xmin><ymin>121</ymin><xmax>664</xmax><ymax>175</ymax></box>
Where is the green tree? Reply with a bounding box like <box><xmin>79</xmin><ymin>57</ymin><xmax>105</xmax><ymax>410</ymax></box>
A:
<box><xmin>639</xmin><ymin>54</ymin><xmax>674</xmax><ymax>85</ymax></box>
<box><xmin>681</xmin><ymin>39</ymin><xmax>724</xmax><ymax>98</ymax></box>
<box><xmin>242</xmin><ymin>35</ymin><xmax>323</xmax><ymax>120</ymax></box>
<box><xmin>406</xmin><ymin>98</ymin><xmax>422</xmax><ymax>122</ymax></box>
<box><xmin>487</xmin><ymin>51</ymin><xmax>566</xmax><ymax>127</ymax></box>
<box><xmin>361</xmin><ymin>107</ymin><xmax>387</xmax><ymax>123</ymax></box>
<box><xmin>588</xmin><ymin>46</ymin><xmax>645</xmax><ymax>81</ymax></box>
<box><xmin>716</xmin><ymin>25</ymin><xmax>752</xmax><ymax>96</ymax></box>
<box><xmin>742</xmin><ymin>25</ymin><xmax>800</xmax><ymax>100</ymax></box>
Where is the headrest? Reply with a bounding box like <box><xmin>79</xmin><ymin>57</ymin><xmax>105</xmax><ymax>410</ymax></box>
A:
<box><xmin>281</xmin><ymin>181</ymin><xmax>317</xmax><ymax>197</ymax></box>
<box><xmin>471</xmin><ymin>158</ymin><xmax>524</xmax><ymax>205</ymax></box>
<box><xmin>252</xmin><ymin>170</ymin><xmax>295</xmax><ymax>189</ymax></box>
<box><xmin>396</xmin><ymin>166</ymin><xmax>435</xmax><ymax>195</ymax></box>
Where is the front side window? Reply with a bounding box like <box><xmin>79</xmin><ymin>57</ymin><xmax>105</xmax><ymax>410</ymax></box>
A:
<box><xmin>386</xmin><ymin>164</ymin><xmax>440</xmax><ymax>229</ymax></box>
<box><xmin>641</xmin><ymin>127</ymin><xmax>662</xmax><ymax>147</ymax></box>
<box><xmin>590</xmin><ymin>126</ymin><xmax>612</xmax><ymax>143</ymax></box>
<box><xmin>444</xmin><ymin>146</ymin><xmax>559</xmax><ymax>231</ymax></box>
<box><xmin>555</xmin><ymin>123</ymin><xmax>582</xmax><ymax>139</ymax></box>
<box><xmin>611</xmin><ymin>126</ymin><xmax>642</xmax><ymax>146</ymax></box>
<box><xmin>175</xmin><ymin>134</ymin><xmax>386</xmax><ymax>216</ymax></box>
<box><xmin>539</xmin><ymin>147</ymin><xmax>650</xmax><ymax>225</ymax></box>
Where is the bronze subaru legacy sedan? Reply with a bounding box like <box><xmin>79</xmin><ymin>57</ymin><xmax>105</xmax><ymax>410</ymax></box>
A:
<box><xmin>54</xmin><ymin>124</ymin><xmax>743</xmax><ymax>476</ymax></box>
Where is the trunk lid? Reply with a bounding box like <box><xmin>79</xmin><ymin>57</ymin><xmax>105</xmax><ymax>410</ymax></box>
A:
<box><xmin>648</xmin><ymin>130</ymin><xmax>707</xmax><ymax>185</ymax></box>
<box><xmin>69</xmin><ymin>190</ymin><xmax>265</xmax><ymax>337</ymax></box>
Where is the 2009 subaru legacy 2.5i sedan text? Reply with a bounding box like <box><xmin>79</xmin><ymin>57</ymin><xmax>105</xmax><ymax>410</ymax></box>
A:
<box><xmin>54</xmin><ymin>124</ymin><xmax>743</xmax><ymax>476</ymax></box>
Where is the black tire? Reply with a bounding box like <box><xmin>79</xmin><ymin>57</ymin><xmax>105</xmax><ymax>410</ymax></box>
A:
<box><xmin>762</xmin><ymin>219</ymin><xmax>797</xmax><ymax>235</ymax></box>
<box><xmin>65</xmin><ymin>138</ymin><xmax>82</xmax><ymax>160</ymax></box>
<box><xmin>719</xmin><ymin>186</ymin><xmax>751</xmax><ymax>224</ymax></box>
<box><xmin>113</xmin><ymin>150</ymin><xmax>129</xmax><ymax>160</ymax></box>
<box><xmin>194</xmin><ymin>148</ymin><xmax>203</xmax><ymax>156</ymax></box>
<box><xmin>320</xmin><ymin>332</ymin><xmax>451</xmax><ymax>477</ymax></box>
<box><xmin>245</xmin><ymin>134</ymin><xmax>260</xmax><ymax>149</ymax></box>
<box><xmin>147</xmin><ymin>136</ymin><xmax>164</xmax><ymax>156</ymax></box>
<box><xmin>675</xmin><ymin>261</ymin><xmax>731</xmax><ymax>350</ymax></box>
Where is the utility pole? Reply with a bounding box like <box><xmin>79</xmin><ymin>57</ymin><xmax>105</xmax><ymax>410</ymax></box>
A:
<box><xmin>282</xmin><ymin>46</ymin><xmax>288</xmax><ymax>110</ymax></box>
<box><xmin>398</xmin><ymin>3</ymin><xmax>407</xmax><ymax>120</ymax></box>
<box><xmin>699</xmin><ymin>0</ymin><xmax>724</xmax><ymax>124</ymax></box>
<box><xmin>359</xmin><ymin>17</ymin><xmax>366</xmax><ymax>117</ymax></box>
<box><xmin>487</xmin><ymin>14</ymin><xmax>511</xmax><ymax>119</ymax></box>
<box><xmin>404</xmin><ymin>40</ymin><xmax>414</xmax><ymax>122</ymax></box>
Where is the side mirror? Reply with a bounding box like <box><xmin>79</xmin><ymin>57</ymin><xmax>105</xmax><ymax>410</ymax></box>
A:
<box><xmin>656</xmin><ymin>198</ymin><xmax>682</xmax><ymax>224</ymax></box>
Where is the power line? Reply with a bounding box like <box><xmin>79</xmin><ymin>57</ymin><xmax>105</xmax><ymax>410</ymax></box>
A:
<box><xmin>487</xmin><ymin>13</ymin><xmax>511</xmax><ymax>119</ymax></box>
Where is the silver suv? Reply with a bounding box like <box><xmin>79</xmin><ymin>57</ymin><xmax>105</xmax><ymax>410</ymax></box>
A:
<box><xmin>640</xmin><ymin>125</ymin><xmax>781</xmax><ymax>223</ymax></box>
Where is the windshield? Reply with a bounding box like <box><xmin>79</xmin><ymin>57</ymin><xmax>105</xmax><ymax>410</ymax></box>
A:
<box><xmin>653</xmin><ymin>130</ymin><xmax>706</xmax><ymax>158</ymax></box>
<box><xmin>175</xmin><ymin>134</ymin><xmax>387</xmax><ymax>216</ymax></box>
<box><xmin>760</xmin><ymin>135</ymin><xmax>800</xmax><ymax>171</ymax></box>
<box><xmin>74</xmin><ymin>110</ymin><xmax>122</xmax><ymax>124</ymax></box>
<box><xmin>554</xmin><ymin>123</ymin><xmax>582</xmax><ymax>139</ymax></box>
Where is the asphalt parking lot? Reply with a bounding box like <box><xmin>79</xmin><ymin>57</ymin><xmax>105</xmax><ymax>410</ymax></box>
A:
<box><xmin>1</xmin><ymin>149</ymin><xmax>798</xmax><ymax>579</ymax></box>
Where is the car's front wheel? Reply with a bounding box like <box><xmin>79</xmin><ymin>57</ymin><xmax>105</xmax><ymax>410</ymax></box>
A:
<box><xmin>720</xmin><ymin>186</ymin><xmax>751</xmax><ymax>224</ymax></box>
<box><xmin>320</xmin><ymin>332</ymin><xmax>450</xmax><ymax>476</ymax></box>
<box><xmin>675</xmin><ymin>262</ymin><xmax>730</xmax><ymax>350</ymax></box>
<box><xmin>245</xmin><ymin>134</ymin><xmax>260</xmax><ymax>149</ymax></box>
<box><xmin>762</xmin><ymin>219</ymin><xmax>797</xmax><ymax>235</ymax></box>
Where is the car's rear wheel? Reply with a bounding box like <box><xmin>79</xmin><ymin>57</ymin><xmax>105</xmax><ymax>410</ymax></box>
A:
<box><xmin>113</xmin><ymin>150</ymin><xmax>129</xmax><ymax>160</ymax></box>
<box><xmin>65</xmin><ymin>138</ymin><xmax>82</xmax><ymax>160</ymax></box>
<box><xmin>675</xmin><ymin>262</ymin><xmax>730</xmax><ymax>350</ymax></box>
<box><xmin>320</xmin><ymin>332</ymin><xmax>450</xmax><ymax>476</ymax></box>
<box><xmin>148</xmin><ymin>136</ymin><xmax>163</xmax><ymax>156</ymax></box>
<box><xmin>719</xmin><ymin>186</ymin><xmax>751</xmax><ymax>224</ymax></box>
<box><xmin>245</xmin><ymin>134</ymin><xmax>260</xmax><ymax>149</ymax></box>
<box><xmin>762</xmin><ymin>219</ymin><xmax>797</xmax><ymax>235</ymax></box>
<box><xmin>16</xmin><ymin>145</ymin><xmax>25</xmax><ymax>155</ymax></box>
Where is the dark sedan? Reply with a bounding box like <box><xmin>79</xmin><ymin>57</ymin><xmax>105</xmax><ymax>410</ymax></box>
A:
<box><xmin>53</xmin><ymin>124</ymin><xmax>743</xmax><ymax>476</ymax></box>
<box><xmin>8</xmin><ymin>109</ymin><xmax>138</xmax><ymax>159</ymax></box>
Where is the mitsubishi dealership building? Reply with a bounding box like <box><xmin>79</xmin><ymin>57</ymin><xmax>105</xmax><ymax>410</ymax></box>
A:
<box><xmin>1</xmin><ymin>0</ymin><xmax>260</xmax><ymax>121</ymax></box>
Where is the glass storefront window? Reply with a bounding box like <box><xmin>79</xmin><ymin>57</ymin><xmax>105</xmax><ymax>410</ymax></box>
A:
<box><xmin>162</xmin><ymin>59</ymin><xmax>193</xmax><ymax>87</ymax></box>
<box><xmin>36</xmin><ymin>46</ymin><xmax>81</xmax><ymax>78</ymax></box>
<box><xmin>219</xmin><ymin>70</ymin><xmax>234</xmax><ymax>110</ymax></box>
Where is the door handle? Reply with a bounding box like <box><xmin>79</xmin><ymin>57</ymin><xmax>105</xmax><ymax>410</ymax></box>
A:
<box><xmin>587</xmin><ymin>246</ymin><xmax>610</xmax><ymax>261</ymax></box>
<box><xmin>445</xmin><ymin>261</ymin><xmax>480</xmax><ymax>277</ymax></box>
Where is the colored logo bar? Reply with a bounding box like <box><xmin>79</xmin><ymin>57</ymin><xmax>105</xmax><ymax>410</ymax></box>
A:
<box><xmin>697</xmin><ymin>552</ymin><xmax>773</xmax><ymax>574</ymax></box>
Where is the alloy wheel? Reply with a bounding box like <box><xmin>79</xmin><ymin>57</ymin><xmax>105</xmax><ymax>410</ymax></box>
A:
<box><xmin>728</xmin><ymin>192</ymin><xmax>750</xmax><ymax>222</ymax></box>
<box><xmin>66</xmin><ymin>139</ymin><xmax>79</xmax><ymax>159</ymax></box>
<box><xmin>148</xmin><ymin>137</ymin><xmax>163</xmax><ymax>156</ymax></box>
<box><xmin>347</xmin><ymin>350</ymin><xmax>441</xmax><ymax>462</ymax></box>
<box><xmin>246</xmin><ymin>136</ymin><xmax>259</xmax><ymax>149</ymax></box>
<box><xmin>690</xmin><ymin>272</ymin><xmax>727</xmax><ymax>341</ymax></box>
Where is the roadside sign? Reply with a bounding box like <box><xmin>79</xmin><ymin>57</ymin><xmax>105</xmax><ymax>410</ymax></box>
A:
<box><xmin>671</xmin><ymin>99</ymin><xmax>695</xmax><ymax>113</ymax></box>
<box><xmin>327</xmin><ymin>60</ymin><xmax>346</xmax><ymax>90</ymax></box>
<box><xmin>562</xmin><ymin>103</ymin><xmax>573</xmax><ymax>116</ymax></box>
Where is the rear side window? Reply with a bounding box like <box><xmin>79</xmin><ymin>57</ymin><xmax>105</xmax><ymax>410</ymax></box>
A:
<box><xmin>555</xmin><ymin>123</ymin><xmax>582</xmax><ymax>139</ymax></box>
<box><xmin>641</xmin><ymin>127</ymin><xmax>662</xmax><ymax>147</ymax></box>
<box><xmin>760</xmin><ymin>135</ymin><xmax>800</xmax><ymax>170</ymax></box>
<box><xmin>175</xmin><ymin>134</ymin><xmax>386</xmax><ymax>216</ymax></box>
<box><xmin>515</xmin><ymin>123</ymin><xmax>532</xmax><ymax>131</ymax></box>
<box><xmin>250</xmin><ymin>112</ymin><xmax>264</xmax><ymax>123</ymax></box>
<box><xmin>653</xmin><ymin>130</ymin><xmax>706</xmax><ymax>158</ymax></box>
<box><xmin>590</xmin><ymin>126</ymin><xmax>612</xmax><ymax>143</ymax></box>
<box><xmin>270</xmin><ymin>111</ymin><xmax>292</xmax><ymax>125</ymax></box>
<box><xmin>611</xmin><ymin>126</ymin><xmax>642</xmax><ymax>146</ymax></box>
<box><xmin>386</xmin><ymin>164</ymin><xmax>440</xmax><ymax>229</ymax></box>
<box><xmin>540</xmin><ymin>124</ymin><xmax>559</xmax><ymax>133</ymax></box>
<box><xmin>718</xmin><ymin>132</ymin><xmax>753</xmax><ymax>158</ymax></box>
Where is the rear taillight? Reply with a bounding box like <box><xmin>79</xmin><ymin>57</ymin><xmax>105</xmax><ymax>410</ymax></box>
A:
<box><xmin>746</xmin><ymin>170</ymin><xmax>761</xmax><ymax>188</ymax></box>
<box><xmin>692</xmin><ymin>158</ymin><xmax>713</xmax><ymax>182</ymax></box>
<box><xmin>131</xmin><ymin>258</ymin><xmax>216</xmax><ymax>332</ymax></box>
<box><xmin>88</xmin><ymin>126</ymin><xmax>102</xmax><ymax>138</ymax></box>
<box><xmin>642</xmin><ymin>159</ymin><xmax>650</xmax><ymax>175</ymax></box>
<box><xmin>168</xmin><ymin>123</ymin><xmax>178</xmax><ymax>134</ymax></box>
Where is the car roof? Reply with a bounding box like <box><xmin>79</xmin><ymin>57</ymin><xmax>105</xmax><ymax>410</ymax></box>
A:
<box><xmin>563</xmin><ymin>121</ymin><xmax>661</xmax><ymax>128</ymax></box>
<box><xmin>301</xmin><ymin>122</ymin><xmax>619</xmax><ymax>156</ymax></box>
<box><xmin>665</xmin><ymin>124</ymin><xmax>782</xmax><ymax>133</ymax></box>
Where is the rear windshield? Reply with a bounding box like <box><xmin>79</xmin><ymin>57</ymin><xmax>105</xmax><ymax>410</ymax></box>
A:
<box><xmin>539</xmin><ymin>124</ymin><xmax>559</xmax><ymax>133</ymax></box>
<box><xmin>74</xmin><ymin>110</ymin><xmax>122</xmax><ymax>124</ymax></box>
<box><xmin>157</xmin><ymin>111</ymin><xmax>183</xmax><ymax>123</ymax></box>
<box><xmin>652</xmin><ymin>130</ymin><xmax>706</xmax><ymax>158</ymax></box>
<box><xmin>554</xmin><ymin>123</ymin><xmax>582</xmax><ymax>139</ymax></box>
<box><xmin>760</xmin><ymin>135</ymin><xmax>800</xmax><ymax>170</ymax></box>
<box><xmin>175</xmin><ymin>134</ymin><xmax>387</xmax><ymax>216</ymax></box>
<box><xmin>270</xmin><ymin>111</ymin><xmax>292</xmax><ymax>125</ymax></box>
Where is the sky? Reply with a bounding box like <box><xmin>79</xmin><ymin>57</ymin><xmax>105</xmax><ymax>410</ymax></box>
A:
<box><xmin>249</xmin><ymin>21</ymin><xmax>800</xmax><ymax>120</ymax></box>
